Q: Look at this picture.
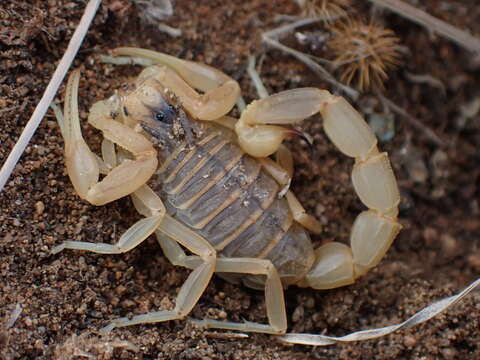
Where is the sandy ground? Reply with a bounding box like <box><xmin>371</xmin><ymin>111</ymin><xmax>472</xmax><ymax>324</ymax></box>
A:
<box><xmin>1</xmin><ymin>0</ymin><xmax>479</xmax><ymax>359</ymax></box>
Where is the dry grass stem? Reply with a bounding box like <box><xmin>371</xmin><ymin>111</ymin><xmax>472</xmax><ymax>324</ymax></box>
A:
<box><xmin>54</xmin><ymin>333</ymin><xmax>139</xmax><ymax>360</ymax></box>
<box><xmin>328</xmin><ymin>19</ymin><xmax>402</xmax><ymax>91</ymax></box>
<box><xmin>262</xmin><ymin>18</ymin><xmax>359</xmax><ymax>99</ymax></box>
<box><xmin>279</xmin><ymin>277</ymin><xmax>480</xmax><ymax>345</ymax></box>
<box><xmin>0</xmin><ymin>0</ymin><xmax>102</xmax><ymax>192</ymax></box>
<box><xmin>368</xmin><ymin>0</ymin><xmax>480</xmax><ymax>54</ymax></box>
<box><xmin>404</xmin><ymin>71</ymin><xmax>446</xmax><ymax>95</ymax></box>
<box><xmin>247</xmin><ymin>55</ymin><xmax>269</xmax><ymax>99</ymax></box>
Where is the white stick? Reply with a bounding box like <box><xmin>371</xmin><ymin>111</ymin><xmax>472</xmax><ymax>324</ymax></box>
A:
<box><xmin>0</xmin><ymin>0</ymin><xmax>102</xmax><ymax>192</ymax></box>
<box><xmin>368</xmin><ymin>0</ymin><xmax>480</xmax><ymax>54</ymax></box>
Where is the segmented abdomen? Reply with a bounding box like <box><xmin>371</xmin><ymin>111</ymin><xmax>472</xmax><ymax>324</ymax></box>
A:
<box><xmin>152</xmin><ymin>125</ymin><xmax>314</xmax><ymax>288</ymax></box>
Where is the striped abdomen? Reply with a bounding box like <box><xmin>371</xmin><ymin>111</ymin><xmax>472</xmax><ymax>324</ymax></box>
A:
<box><xmin>152</xmin><ymin>124</ymin><xmax>315</xmax><ymax>289</ymax></box>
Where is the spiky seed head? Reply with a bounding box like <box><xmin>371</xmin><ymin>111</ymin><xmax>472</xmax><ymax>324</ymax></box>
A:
<box><xmin>328</xmin><ymin>18</ymin><xmax>402</xmax><ymax>91</ymax></box>
<box><xmin>299</xmin><ymin>0</ymin><xmax>352</xmax><ymax>23</ymax></box>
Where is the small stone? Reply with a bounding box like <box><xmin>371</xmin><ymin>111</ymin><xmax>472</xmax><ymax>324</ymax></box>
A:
<box><xmin>34</xmin><ymin>339</ymin><xmax>44</xmax><ymax>350</ymax></box>
<box><xmin>315</xmin><ymin>203</ymin><xmax>326</xmax><ymax>217</ymax></box>
<box><xmin>292</xmin><ymin>305</ymin><xmax>304</xmax><ymax>323</ymax></box>
<box><xmin>218</xmin><ymin>310</ymin><xmax>227</xmax><ymax>319</ymax></box>
<box><xmin>35</xmin><ymin>201</ymin><xmax>45</xmax><ymax>215</ymax></box>
<box><xmin>76</xmin><ymin>303</ymin><xmax>87</xmax><ymax>314</ymax></box>
<box><xmin>467</xmin><ymin>253</ymin><xmax>480</xmax><ymax>271</ymax></box>
<box><xmin>440</xmin><ymin>234</ymin><xmax>457</xmax><ymax>257</ymax></box>
<box><xmin>304</xmin><ymin>297</ymin><xmax>315</xmax><ymax>309</ymax></box>
<box><xmin>115</xmin><ymin>284</ymin><xmax>127</xmax><ymax>296</ymax></box>
<box><xmin>399</xmin><ymin>142</ymin><xmax>428</xmax><ymax>183</ymax></box>
<box><xmin>46</xmin><ymin>120</ymin><xmax>57</xmax><ymax>129</ymax></box>
<box><xmin>422</xmin><ymin>227</ymin><xmax>438</xmax><ymax>246</ymax></box>
<box><xmin>441</xmin><ymin>348</ymin><xmax>458</xmax><ymax>359</ymax></box>
<box><xmin>368</xmin><ymin>113</ymin><xmax>395</xmax><ymax>142</ymax></box>
<box><xmin>110</xmin><ymin>297</ymin><xmax>120</xmax><ymax>307</ymax></box>
<box><xmin>121</xmin><ymin>299</ymin><xmax>136</xmax><ymax>308</ymax></box>
<box><xmin>403</xmin><ymin>335</ymin><xmax>416</xmax><ymax>347</ymax></box>
<box><xmin>24</xmin><ymin>317</ymin><xmax>33</xmax><ymax>327</ymax></box>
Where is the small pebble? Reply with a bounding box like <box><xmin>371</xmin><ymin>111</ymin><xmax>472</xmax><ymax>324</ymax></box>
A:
<box><xmin>35</xmin><ymin>201</ymin><xmax>45</xmax><ymax>215</ymax></box>
<box><xmin>440</xmin><ymin>234</ymin><xmax>457</xmax><ymax>257</ymax></box>
<box><xmin>34</xmin><ymin>339</ymin><xmax>44</xmax><ymax>351</ymax></box>
<box><xmin>403</xmin><ymin>335</ymin><xmax>417</xmax><ymax>347</ymax></box>
<box><xmin>441</xmin><ymin>348</ymin><xmax>458</xmax><ymax>359</ymax></box>
<box><xmin>422</xmin><ymin>227</ymin><xmax>438</xmax><ymax>246</ymax></box>
<box><xmin>292</xmin><ymin>306</ymin><xmax>304</xmax><ymax>323</ymax></box>
<box><xmin>467</xmin><ymin>253</ymin><xmax>480</xmax><ymax>271</ymax></box>
<box><xmin>24</xmin><ymin>317</ymin><xmax>33</xmax><ymax>327</ymax></box>
<box><xmin>368</xmin><ymin>113</ymin><xmax>396</xmax><ymax>142</ymax></box>
<box><xmin>121</xmin><ymin>299</ymin><xmax>136</xmax><ymax>308</ymax></box>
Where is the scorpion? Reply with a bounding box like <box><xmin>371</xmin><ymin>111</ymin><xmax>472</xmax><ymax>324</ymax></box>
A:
<box><xmin>52</xmin><ymin>47</ymin><xmax>401</xmax><ymax>340</ymax></box>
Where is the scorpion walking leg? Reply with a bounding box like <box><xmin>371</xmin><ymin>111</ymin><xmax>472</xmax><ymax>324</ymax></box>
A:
<box><xmin>155</xmin><ymin>240</ymin><xmax>288</xmax><ymax>334</ymax></box>
<box><xmin>52</xmin><ymin>185</ymin><xmax>165</xmax><ymax>255</ymax></box>
<box><xmin>192</xmin><ymin>258</ymin><xmax>287</xmax><ymax>334</ymax></box>
<box><xmin>56</xmin><ymin>70</ymin><xmax>158</xmax><ymax>206</ymax></box>
<box><xmin>135</xmin><ymin>189</ymin><xmax>286</xmax><ymax>334</ymax></box>
<box><xmin>260</xmin><ymin>156</ymin><xmax>322</xmax><ymax>234</ymax></box>
<box><xmin>275</xmin><ymin>144</ymin><xmax>294</xmax><ymax>179</ymax></box>
<box><xmin>101</xmin><ymin>215</ymin><xmax>216</xmax><ymax>332</ymax></box>
<box><xmin>285</xmin><ymin>191</ymin><xmax>323</xmax><ymax>234</ymax></box>
<box><xmin>104</xmin><ymin>47</ymin><xmax>241</xmax><ymax>121</ymax></box>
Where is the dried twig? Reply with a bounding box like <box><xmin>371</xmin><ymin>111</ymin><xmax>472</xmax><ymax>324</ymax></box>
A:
<box><xmin>5</xmin><ymin>304</ymin><xmax>22</xmax><ymax>329</ymax></box>
<box><xmin>404</xmin><ymin>71</ymin><xmax>446</xmax><ymax>95</ymax></box>
<box><xmin>368</xmin><ymin>0</ymin><xmax>480</xmax><ymax>54</ymax></box>
<box><xmin>247</xmin><ymin>55</ymin><xmax>269</xmax><ymax>99</ymax></box>
<box><xmin>0</xmin><ymin>0</ymin><xmax>102</xmax><ymax>192</ymax></box>
<box><xmin>262</xmin><ymin>18</ymin><xmax>359</xmax><ymax>100</ymax></box>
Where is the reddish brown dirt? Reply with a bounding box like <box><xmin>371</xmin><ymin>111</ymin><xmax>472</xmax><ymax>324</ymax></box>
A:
<box><xmin>1</xmin><ymin>0</ymin><xmax>479</xmax><ymax>359</ymax></box>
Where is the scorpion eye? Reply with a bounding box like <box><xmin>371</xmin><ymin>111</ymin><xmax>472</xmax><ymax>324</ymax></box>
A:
<box><xmin>155</xmin><ymin>112</ymin><xmax>166</xmax><ymax>122</ymax></box>
<box><xmin>153</xmin><ymin>104</ymin><xmax>175</xmax><ymax>124</ymax></box>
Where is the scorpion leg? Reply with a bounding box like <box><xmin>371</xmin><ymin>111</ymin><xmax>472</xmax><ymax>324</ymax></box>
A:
<box><xmin>275</xmin><ymin>144</ymin><xmax>294</xmax><ymax>179</ymax></box>
<box><xmin>101</xmin><ymin>215</ymin><xmax>216</xmax><ymax>333</ymax></box>
<box><xmin>132</xmin><ymin>189</ymin><xmax>287</xmax><ymax>335</ymax></box>
<box><xmin>298</xmin><ymin>92</ymin><xmax>401</xmax><ymax>289</ymax></box>
<box><xmin>104</xmin><ymin>47</ymin><xmax>241</xmax><ymax>121</ymax></box>
<box><xmin>285</xmin><ymin>191</ymin><xmax>323</xmax><ymax>234</ymax></box>
<box><xmin>57</xmin><ymin>70</ymin><xmax>158</xmax><ymax>206</ymax></box>
<box><xmin>52</xmin><ymin>185</ymin><xmax>165</xmax><ymax>255</ymax></box>
<box><xmin>155</xmin><ymin>237</ymin><xmax>288</xmax><ymax>335</ymax></box>
<box><xmin>192</xmin><ymin>258</ymin><xmax>287</xmax><ymax>334</ymax></box>
<box><xmin>260</xmin><ymin>155</ymin><xmax>322</xmax><ymax>234</ymax></box>
<box><xmin>212</xmin><ymin>115</ymin><xmax>237</xmax><ymax>130</ymax></box>
<box><xmin>258</xmin><ymin>157</ymin><xmax>291</xmax><ymax>192</ymax></box>
<box><xmin>131</xmin><ymin>186</ymin><xmax>287</xmax><ymax>335</ymax></box>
